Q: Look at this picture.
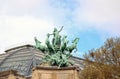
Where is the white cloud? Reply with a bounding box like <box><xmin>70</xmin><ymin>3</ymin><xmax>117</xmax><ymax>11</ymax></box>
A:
<box><xmin>0</xmin><ymin>0</ymin><xmax>48</xmax><ymax>15</ymax></box>
<box><xmin>75</xmin><ymin>0</ymin><xmax>120</xmax><ymax>36</ymax></box>
<box><xmin>0</xmin><ymin>0</ymin><xmax>75</xmax><ymax>27</ymax></box>
<box><xmin>0</xmin><ymin>15</ymin><xmax>55</xmax><ymax>53</ymax></box>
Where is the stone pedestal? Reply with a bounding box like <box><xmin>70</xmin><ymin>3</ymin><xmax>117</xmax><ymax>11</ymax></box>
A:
<box><xmin>32</xmin><ymin>66</ymin><xmax>80</xmax><ymax>79</ymax></box>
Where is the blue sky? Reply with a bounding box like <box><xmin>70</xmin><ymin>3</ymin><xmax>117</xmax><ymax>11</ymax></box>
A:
<box><xmin>0</xmin><ymin>0</ymin><xmax>120</xmax><ymax>57</ymax></box>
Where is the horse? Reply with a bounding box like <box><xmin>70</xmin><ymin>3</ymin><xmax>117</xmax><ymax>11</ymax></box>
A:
<box><xmin>67</xmin><ymin>38</ymin><xmax>79</xmax><ymax>53</ymax></box>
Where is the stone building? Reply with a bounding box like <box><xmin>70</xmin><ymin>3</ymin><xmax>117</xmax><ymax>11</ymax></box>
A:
<box><xmin>0</xmin><ymin>44</ymin><xmax>84</xmax><ymax>79</ymax></box>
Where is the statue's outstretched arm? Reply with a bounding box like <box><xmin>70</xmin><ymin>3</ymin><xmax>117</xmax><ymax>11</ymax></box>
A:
<box><xmin>58</xmin><ymin>26</ymin><xmax>63</xmax><ymax>32</ymax></box>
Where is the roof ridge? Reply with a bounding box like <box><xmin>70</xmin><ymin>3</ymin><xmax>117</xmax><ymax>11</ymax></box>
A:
<box><xmin>5</xmin><ymin>44</ymin><xmax>34</xmax><ymax>52</ymax></box>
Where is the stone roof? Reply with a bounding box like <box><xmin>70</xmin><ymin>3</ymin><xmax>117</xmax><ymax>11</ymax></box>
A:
<box><xmin>0</xmin><ymin>44</ymin><xmax>84</xmax><ymax>77</ymax></box>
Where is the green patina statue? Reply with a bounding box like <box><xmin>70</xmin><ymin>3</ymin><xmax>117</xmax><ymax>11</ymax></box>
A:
<box><xmin>52</xmin><ymin>26</ymin><xmax>63</xmax><ymax>50</ymax></box>
<box><xmin>45</xmin><ymin>33</ymin><xmax>55</xmax><ymax>55</ymax></box>
<box><xmin>61</xmin><ymin>35</ymin><xmax>69</xmax><ymax>52</ymax></box>
<box><xmin>67</xmin><ymin>38</ymin><xmax>79</xmax><ymax>53</ymax></box>
<box><xmin>34</xmin><ymin>26</ymin><xmax>79</xmax><ymax>67</ymax></box>
<box><xmin>34</xmin><ymin>37</ymin><xmax>47</xmax><ymax>52</ymax></box>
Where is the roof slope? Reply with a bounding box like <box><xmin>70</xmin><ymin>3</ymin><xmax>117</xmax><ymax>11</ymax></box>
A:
<box><xmin>0</xmin><ymin>44</ymin><xmax>84</xmax><ymax>77</ymax></box>
<box><xmin>0</xmin><ymin>44</ymin><xmax>44</xmax><ymax>76</ymax></box>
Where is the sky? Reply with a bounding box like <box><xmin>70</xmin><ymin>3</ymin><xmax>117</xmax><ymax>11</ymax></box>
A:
<box><xmin>0</xmin><ymin>0</ymin><xmax>120</xmax><ymax>57</ymax></box>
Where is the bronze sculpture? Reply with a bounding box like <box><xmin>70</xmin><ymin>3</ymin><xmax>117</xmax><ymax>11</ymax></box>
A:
<box><xmin>34</xmin><ymin>26</ymin><xmax>79</xmax><ymax>67</ymax></box>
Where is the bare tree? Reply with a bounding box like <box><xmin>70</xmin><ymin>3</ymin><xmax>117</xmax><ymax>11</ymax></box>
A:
<box><xmin>80</xmin><ymin>37</ymin><xmax>120</xmax><ymax>79</ymax></box>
